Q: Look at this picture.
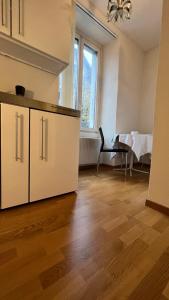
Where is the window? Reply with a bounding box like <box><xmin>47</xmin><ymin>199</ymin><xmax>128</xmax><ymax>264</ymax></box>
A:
<box><xmin>73</xmin><ymin>35</ymin><xmax>100</xmax><ymax>131</ymax></box>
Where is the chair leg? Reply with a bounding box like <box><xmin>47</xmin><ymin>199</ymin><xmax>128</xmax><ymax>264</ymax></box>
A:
<box><xmin>125</xmin><ymin>153</ymin><xmax>128</xmax><ymax>177</ymax></box>
<box><xmin>130</xmin><ymin>151</ymin><xmax>134</xmax><ymax>177</ymax></box>
<box><xmin>97</xmin><ymin>152</ymin><xmax>101</xmax><ymax>174</ymax></box>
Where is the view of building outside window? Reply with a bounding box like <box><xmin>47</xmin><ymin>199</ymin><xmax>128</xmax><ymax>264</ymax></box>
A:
<box><xmin>81</xmin><ymin>44</ymin><xmax>98</xmax><ymax>129</ymax></box>
<box><xmin>73</xmin><ymin>38</ymin><xmax>98</xmax><ymax>130</ymax></box>
<box><xmin>73</xmin><ymin>38</ymin><xmax>80</xmax><ymax>109</ymax></box>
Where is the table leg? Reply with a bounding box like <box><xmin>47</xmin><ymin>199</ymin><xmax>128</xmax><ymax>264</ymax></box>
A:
<box><xmin>130</xmin><ymin>150</ymin><xmax>134</xmax><ymax>176</ymax></box>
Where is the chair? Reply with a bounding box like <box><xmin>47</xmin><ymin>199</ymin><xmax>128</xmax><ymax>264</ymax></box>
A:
<box><xmin>97</xmin><ymin>127</ymin><xmax>128</xmax><ymax>175</ymax></box>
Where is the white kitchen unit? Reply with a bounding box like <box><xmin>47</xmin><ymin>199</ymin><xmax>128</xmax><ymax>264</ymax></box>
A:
<box><xmin>0</xmin><ymin>0</ymin><xmax>73</xmax><ymax>74</ymax></box>
<box><xmin>0</xmin><ymin>91</ymin><xmax>80</xmax><ymax>209</ymax></box>
<box><xmin>0</xmin><ymin>0</ymin><xmax>10</xmax><ymax>35</ymax></box>
<box><xmin>30</xmin><ymin>109</ymin><xmax>80</xmax><ymax>202</ymax></box>
<box><xmin>1</xmin><ymin>103</ymin><xmax>29</xmax><ymax>209</ymax></box>
<box><xmin>12</xmin><ymin>0</ymin><xmax>73</xmax><ymax>64</ymax></box>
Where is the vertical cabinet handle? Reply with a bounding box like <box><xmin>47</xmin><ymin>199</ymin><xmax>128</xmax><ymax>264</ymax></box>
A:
<box><xmin>40</xmin><ymin>117</ymin><xmax>44</xmax><ymax>160</ymax></box>
<box><xmin>20</xmin><ymin>114</ymin><xmax>24</xmax><ymax>161</ymax></box>
<box><xmin>16</xmin><ymin>113</ymin><xmax>19</xmax><ymax>161</ymax></box>
<box><xmin>1</xmin><ymin>0</ymin><xmax>4</xmax><ymax>26</ymax></box>
<box><xmin>16</xmin><ymin>113</ymin><xmax>24</xmax><ymax>162</ymax></box>
<box><xmin>18</xmin><ymin>0</ymin><xmax>24</xmax><ymax>35</ymax></box>
<box><xmin>40</xmin><ymin>117</ymin><xmax>48</xmax><ymax>161</ymax></box>
<box><xmin>1</xmin><ymin>0</ymin><xmax>7</xmax><ymax>27</ymax></box>
<box><xmin>44</xmin><ymin>119</ymin><xmax>48</xmax><ymax>161</ymax></box>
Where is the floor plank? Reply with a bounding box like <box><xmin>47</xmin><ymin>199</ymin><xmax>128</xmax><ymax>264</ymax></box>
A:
<box><xmin>128</xmin><ymin>247</ymin><xmax>169</xmax><ymax>300</ymax></box>
<box><xmin>0</xmin><ymin>167</ymin><xmax>168</xmax><ymax>299</ymax></box>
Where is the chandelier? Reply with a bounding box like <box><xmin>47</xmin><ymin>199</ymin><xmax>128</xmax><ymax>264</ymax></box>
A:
<box><xmin>107</xmin><ymin>0</ymin><xmax>132</xmax><ymax>22</ymax></box>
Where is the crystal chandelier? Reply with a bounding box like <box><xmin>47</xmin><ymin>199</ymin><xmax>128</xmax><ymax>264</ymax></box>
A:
<box><xmin>107</xmin><ymin>0</ymin><xmax>132</xmax><ymax>22</ymax></box>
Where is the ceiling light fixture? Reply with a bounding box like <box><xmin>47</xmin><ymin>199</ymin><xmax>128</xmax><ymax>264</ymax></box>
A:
<box><xmin>107</xmin><ymin>0</ymin><xmax>132</xmax><ymax>22</ymax></box>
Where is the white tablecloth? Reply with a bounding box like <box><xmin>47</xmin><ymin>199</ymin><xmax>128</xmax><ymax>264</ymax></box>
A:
<box><xmin>118</xmin><ymin>133</ymin><xmax>153</xmax><ymax>160</ymax></box>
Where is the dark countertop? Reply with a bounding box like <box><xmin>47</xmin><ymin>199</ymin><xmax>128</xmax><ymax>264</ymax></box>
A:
<box><xmin>0</xmin><ymin>91</ymin><xmax>80</xmax><ymax>118</ymax></box>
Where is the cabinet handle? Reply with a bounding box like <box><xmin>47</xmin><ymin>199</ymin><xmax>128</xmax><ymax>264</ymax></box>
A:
<box><xmin>18</xmin><ymin>0</ymin><xmax>23</xmax><ymax>35</ymax></box>
<box><xmin>1</xmin><ymin>0</ymin><xmax>6</xmax><ymax>26</ymax></box>
<box><xmin>1</xmin><ymin>0</ymin><xmax>4</xmax><ymax>26</ymax></box>
<box><xmin>44</xmin><ymin>119</ymin><xmax>48</xmax><ymax>161</ymax></box>
<box><xmin>40</xmin><ymin>117</ymin><xmax>44</xmax><ymax>160</ymax></box>
<box><xmin>40</xmin><ymin>117</ymin><xmax>48</xmax><ymax>161</ymax></box>
<box><xmin>20</xmin><ymin>114</ymin><xmax>24</xmax><ymax>162</ymax></box>
<box><xmin>16</xmin><ymin>113</ymin><xmax>24</xmax><ymax>162</ymax></box>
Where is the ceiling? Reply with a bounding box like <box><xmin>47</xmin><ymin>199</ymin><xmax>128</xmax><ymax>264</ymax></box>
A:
<box><xmin>90</xmin><ymin>0</ymin><xmax>163</xmax><ymax>51</ymax></box>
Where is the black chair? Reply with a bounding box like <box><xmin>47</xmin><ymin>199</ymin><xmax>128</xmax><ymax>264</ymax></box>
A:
<box><xmin>97</xmin><ymin>127</ymin><xmax>128</xmax><ymax>175</ymax></box>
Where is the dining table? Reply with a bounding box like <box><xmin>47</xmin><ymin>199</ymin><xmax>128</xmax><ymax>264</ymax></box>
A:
<box><xmin>113</xmin><ymin>132</ymin><xmax>153</xmax><ymax>175</ymax></box>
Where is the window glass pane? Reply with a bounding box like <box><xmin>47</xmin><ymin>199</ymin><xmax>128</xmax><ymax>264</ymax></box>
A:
<box><xmin>81</xmin><ymin>44</ymin><xmax>98</xmax><ymax>129</ymax></box>
<box><xmin>73</xmin><ymin>38</ymin><xmax>80</xmax><ymax>109</ymax></box>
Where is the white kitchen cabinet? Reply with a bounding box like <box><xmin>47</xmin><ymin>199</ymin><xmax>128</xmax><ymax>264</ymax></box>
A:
<box><xmin>0</xmin><ymin>0</ymin><xmax>73</xmax><ymax>74</ymax></box>
<box><xmin>0</xmin><ymin>0</ymin><xmax>11</xmax><ymax>35</ymax></box>
<box><xmin>12</xmin><ymin>0</ymin><xmax>73</xmax><ymax>64</ymax></box>
<box><xmin>1</xmin><ymin>103</ymin><xmax>29</xmax><ymax>209</ymax></box>
<box><xmin>30</xmin><ymin>109</ymin><xmax>80</xmax><ymax>203</ymax></box>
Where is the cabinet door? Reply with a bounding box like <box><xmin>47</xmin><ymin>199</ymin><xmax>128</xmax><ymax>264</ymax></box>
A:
<box><xmin>12</xmin><ymin>0</ymin><xmax>73</xmax><ymax>63</ymax></box>
<box><xmin>1</xmin><ymin>104</ymin><xmax>29</xmax><ymax>209</ymax></box>
<box><xmin>0</xmin><ymin>0</ymin><xmax>11</xmax><ymax>35</ymax></box>
<box><xmin>30</xmin><ymin>109</ymin><xmax>80</xmax><ymax>202</ymax></box>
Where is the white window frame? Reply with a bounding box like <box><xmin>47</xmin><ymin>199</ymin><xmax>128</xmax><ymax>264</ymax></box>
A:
<box><xmin>74</xmin><ymin>31</ymin><xmax>101</xmax><ymax>136</ymax></box>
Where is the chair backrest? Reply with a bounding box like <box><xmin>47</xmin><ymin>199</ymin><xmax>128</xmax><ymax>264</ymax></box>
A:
<box><xmin>99</xmin><ymin>127</ymin><xmax>104</xmax><ymax>151</ymax></box>
<box><xmin>99</xmin><ymin>128</ymin><xmax>120</xmax><ymax>151</ymax></box>
<box><xmin>113</xmin><ymin>135</ymin><xmax>120</xmax><ymax>149</ymax></box>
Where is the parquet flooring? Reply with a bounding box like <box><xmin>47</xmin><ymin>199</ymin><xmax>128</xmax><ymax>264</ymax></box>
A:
<box><xmin>0</xmin><ymin>167</ymin><xmax>169</xmax><ymax>299</ymax></box>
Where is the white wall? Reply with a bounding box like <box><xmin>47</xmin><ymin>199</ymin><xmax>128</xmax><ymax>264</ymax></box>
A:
<box><xmin>116</xmin><ymin>33</ymin><xmax>144</xmax><ymax>133</ymax></box>
<box><xmin>0</xmin><ymin>55</ymin><xmax>59</xmax><ymax>104</ymax></box>
<box><xmin>148</xmin><ymin>0</ymin><xmax>169</xmax><ymax>208</ymax></box>
<box><xmin>101</xmin><ymin>39</ymin><xmax>119</xmax><ymax>141</ymax></box>
<box><xmin>100</xmin><ymin>39</ymin><xmax>120</xmax><ymax>164</ymax></box>
<box><xmin>139</xmin><ymin>47</ymin><xmax>159</xmax><ymax>133</ymax></box>
<box><xmin>59</xmin><ymin>2</ymin><xmax>75</xmax><ymax>109</ymax></box>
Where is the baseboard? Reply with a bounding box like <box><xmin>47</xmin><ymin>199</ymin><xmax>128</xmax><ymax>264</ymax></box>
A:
<box><xmin>79</xmin><ymin>162</ymin><xmax>150</xmax><ymax>172</ymax></box>
<box><xmin>79</xmin><ymin>163</ymin><xmax>124</xmax><ymax>171</ymax></box>
<box><xmin>102</xmin><ymin>163</ymin><xmax>125</xmax><ymax>169</ymax></box>
<box><xmin>79</xmin><ymin>164</ymin><xmax>97</xmax><ymax>170</ymax></box>
<box><xmin>145</xmin><ymin>199</ymin><xmax>169</xmax><ymax>216</ymax></box>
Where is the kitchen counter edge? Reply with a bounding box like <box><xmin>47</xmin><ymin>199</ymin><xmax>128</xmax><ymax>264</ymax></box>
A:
<box><xmin>0</xmin><ymin>92</ymin><xmax>80</xmax><ymax>118</ymax></box>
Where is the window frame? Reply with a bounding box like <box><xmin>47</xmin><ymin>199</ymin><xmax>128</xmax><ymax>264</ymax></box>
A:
<box><xmin>74</xmin><ymin>31</ymin><xmax>101</xmax><ymax>135</ymax></box>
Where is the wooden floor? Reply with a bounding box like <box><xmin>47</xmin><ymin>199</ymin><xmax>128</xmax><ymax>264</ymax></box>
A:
<box><xmin>0</xmin><ymin>167</ymin><xmax>169</xmax><ymax>299</ymax></box>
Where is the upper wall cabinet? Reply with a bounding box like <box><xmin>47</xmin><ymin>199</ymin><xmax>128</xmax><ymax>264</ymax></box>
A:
<box><xmin>0</xmin><ymin>0</ymin><xmax>74</xmax><ymax>75</ymax></box>
<box><xmin>12</xmin><ymin>0</ymin><xmax>73</xmax><ymax>64</ymax></box>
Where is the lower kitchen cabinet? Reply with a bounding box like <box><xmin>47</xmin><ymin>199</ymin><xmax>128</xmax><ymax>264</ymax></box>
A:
<box><xmin>30</xmin><ymin>109</ymin><xmax>80</xmax><ymax>202</ymax></box>
<box><xmin>1</xmin><ymin>103</ymin><xmax>29</xmax><ymax>209</ymax></box>
<box><xmin>0</xmin><ymin>101</ymin><xmax>80</xmax><ymax>209</ymax></box>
